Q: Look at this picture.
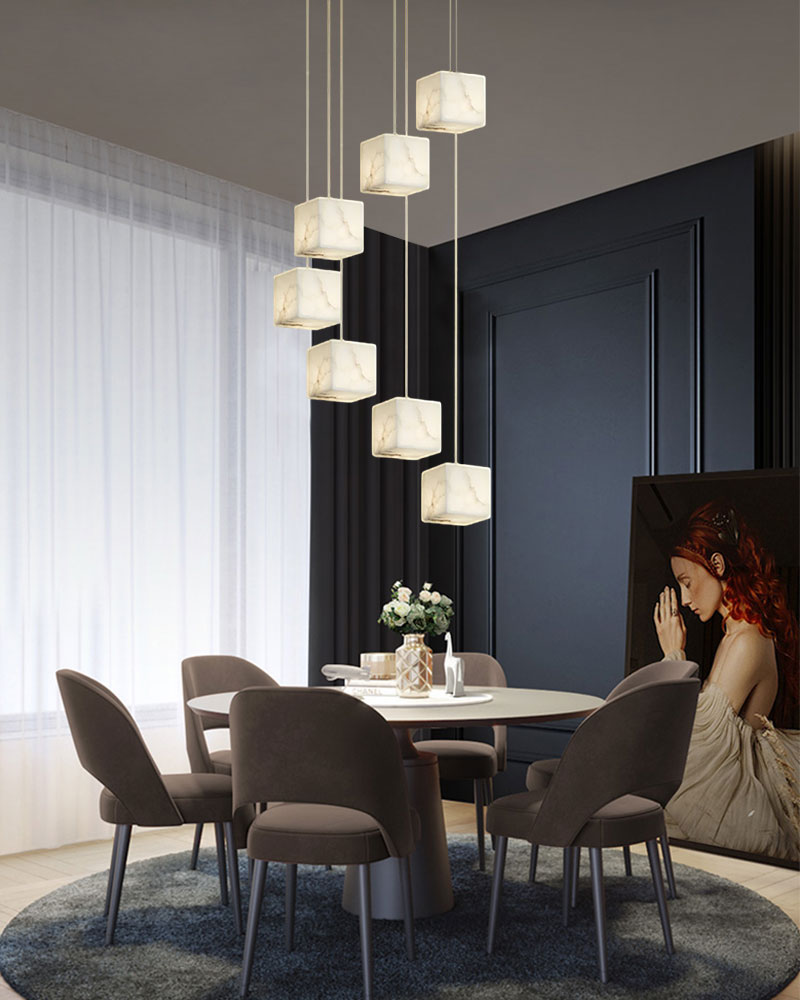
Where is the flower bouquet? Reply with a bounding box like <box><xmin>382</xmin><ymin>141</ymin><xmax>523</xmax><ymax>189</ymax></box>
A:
<box><xmin>378</xmin><ymin>581</ymin><xmax>454</xmax><ymax>697</ymax></box>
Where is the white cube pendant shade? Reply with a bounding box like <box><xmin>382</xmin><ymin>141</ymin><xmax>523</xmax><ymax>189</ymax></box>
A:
<box><xmin>273</xmin><ymin>267</ymin><xmax>341</xmax><ymax>329</ymax></box>
<box><xmin>360</xmin><ymin>133</ymin><xmax>430</xmax><ymax>196</ymax></box>
<box><xmin>421</xmin><ymin>462</ymin><xmax>491</xmax><ymax>525</ymax></box>
<box><xmin>416</xmin><ymin>71</ymin><xmax>486</xmax><ymax>133</ymax></box>
<box><xmin>372</xmin><ymin>396</ymin><xmax>442</xmax><ymax>459</ymax></box>
<box><xmin>307</xmin><ymin>338</ymin><xmax>376</xmax><ymax>402</ymax></box>
<box><xmin>294</xmin><ymin>197</ymin><xmax>364</xmax><ymax>260</ymax></box>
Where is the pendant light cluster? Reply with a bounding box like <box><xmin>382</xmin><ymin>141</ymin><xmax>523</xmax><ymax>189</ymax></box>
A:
<box><xmin>277</xmin><ymin>0</ymin><xmax>377</xmax><ymax>403</ymax></box>
<box><xmin>277</xmin><ymin>0</ymin><xmax>490</xmax><ymax>524</ymax></box>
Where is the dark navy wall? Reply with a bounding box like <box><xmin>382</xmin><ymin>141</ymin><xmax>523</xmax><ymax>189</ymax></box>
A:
<box><xmin>425</xmin><ymin>149</ymin><xmax>756</xmax><ymax>793</ymax></box>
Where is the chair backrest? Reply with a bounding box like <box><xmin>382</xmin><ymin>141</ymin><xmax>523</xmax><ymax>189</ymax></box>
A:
<box><xmin>530</xmin><ymin>676</ymin><xmax>700</xmax><ymax>847</ymax></box>
<box><xmin>230</xmin><ymin>687</ymin><xmax>415</xmax><ymax>858</ymax></box>
<box><xmin>606</xmin><ymin>658</ymin><xmax>699</xmax><ymax>701</ymax></box>
<box><xmin>56</xmin><ymin>669</ymin><xmax>182</xmax><ymax>826</ymax></box>
<box><xmin>431</xmin><ymin>651</ymin><xmax>508</xmax><ymax>771</ymax></box>
<box><xmin>182</xmin><ymin>655</ymin><xmax>278</xmax><ymax>774</ymax></box>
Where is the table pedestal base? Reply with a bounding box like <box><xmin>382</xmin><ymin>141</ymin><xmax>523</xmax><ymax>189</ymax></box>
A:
<box><xmin>342</xmin><ymin>739</ymin><xmax>454</xmax><ymax>919</ymax></box>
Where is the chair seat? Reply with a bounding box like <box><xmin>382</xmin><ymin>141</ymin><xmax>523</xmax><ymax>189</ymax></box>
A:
<box><xmin>487</xmin><ymin>791</ymin><xmax>663</xmax><ymax>849</ymax></box>
<box><xmin>413</xmin><ymin>739</ymin><xmax>498</xmax><ymax>780</ymax></box>
<box><xmin>525</xmin><ymin>756</ymin><xmax>558</xmax><ymax>791</ymax></box>
<box><xmin>247</xmin><ymin>802</ymin><xmax>412</xmax><ymax>866</ymax></box>
<box><xmin>100</xmin><ymin>773</ymin><xmax>234</xmax><ymax>826</ymax></box>
<box><xmin>210</xmin><ymin>748</ymin><xmax>232</xmax><ymax>775</ymax></box>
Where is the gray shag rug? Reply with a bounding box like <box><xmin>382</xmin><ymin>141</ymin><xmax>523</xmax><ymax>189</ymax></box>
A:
<box><xmin>0</xmin><ymin>836</ymin><xmax>798</xmax><ymax>1000</ymax></box>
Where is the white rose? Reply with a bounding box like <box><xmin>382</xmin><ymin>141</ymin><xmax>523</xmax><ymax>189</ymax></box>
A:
<box><xmin>431</xmin><ymin>592</ymin><xmax>441</xmax><ymax>604</ymax></box>
<box><xmin>394</xmin><ymin>601</ymin><xmax>411</xmax><ymax>616</ymax></box>
<box><xmin>397</xmin><ymin>587</ymin><xmax>412</xmax><ymax>603</ymax></box>
<box><xmin>439</xmin><ymin>594</ymin><xmax>452</xmax><ymax>607</ymax></box>
<box><xmin>419</xmin><ymin>590</ymin><xmax>431</xmax><ymax>602</ymax></box>
<box><xmin>422</xmin><ymin>581</ymin><xmax>432</xmax><ymax>590</ymax></box>
<box><xmin>382</xmin><ymin>602</ymin><xmax>393</xmax><ymax>614</ymax></box>
<box><xmin>392</xmin><ymin>580</ymin><xmax>402</xmax><ymax>589</ymax></box>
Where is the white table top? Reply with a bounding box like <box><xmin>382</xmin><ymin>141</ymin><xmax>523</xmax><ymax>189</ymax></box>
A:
<box><xmin>187</xmin><ymin>685</ymin><xmax>605</xmax><ymax>728</ymax></box>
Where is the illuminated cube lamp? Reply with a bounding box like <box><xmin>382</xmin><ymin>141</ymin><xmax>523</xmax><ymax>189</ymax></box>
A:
<box><xmin>416</xmin><ymin>71</ymin><xmax>486</xmax><ymax>133</ymax></box>
<box><xmin>294</xmin><ymin>197</ymin><xmax>364</xmax><ymax>259</ymax></box>
<box><xmin>360</xmin><ymin>133</ymin><xmax>430</xmax><ymax>196</ymax></box>
<box><xmin>307</xmin><ymin>339</ymin><xmax>376</xmax><ymax>402</ymax></box>
<box><xmin>372</xmin><ymin>396</ymin><xmax>441</xmax><ymax>460</ymax></box>
<box><xmin>421</xmin><ymin>462</ymin><xmax>491</xmax><ymax>525</ymax></box>
<box><xmin>273</xmin><ymin>267</ymin><xmax>341</xmax><ymax>330</ymax></box>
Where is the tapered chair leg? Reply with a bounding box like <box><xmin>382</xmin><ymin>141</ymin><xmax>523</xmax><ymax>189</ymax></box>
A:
<box><xmin>571</xmin><ymin>846</ymin><xmax>579</xmax><ymax>908</ymax></box>
<box><xmin>105</xmin><ymin>824</ymin><xmax>132</xmax><ymax>946</ymax></box>
<box><xmin>223</xmin><ymin>822</ymin><xmax>243</xmax><ymax>935</ymax></box>
<box><xmin>562</xmin><ymin>847</ymin><xmax>579</xmax><ymax>926</ymax></box>
<box><xmin>660</xmin><ymin>816</ymin><xmax>678</xmax><ymax>900</ymax></box>
<box><xmin>248</xmin><ymin>858</ymin><xmax>254</xmax><ymax>883</ymax></box>
<box><xmin>214</xmin><ymin>822</ymin><xmax>228</xmax><ymax>906</ymax></box>
<box><xmin>623</xmin><ymin>844</ymin><xmax>633</xmax><ymax>876</ymax></box>
<box><xmin>190</xmin><ymin>823</ymin><xmax>203</xmax><ymax>870</ymax></box>
<box><xmin>589</xmin><ymin>847</ymin><xmax>608</xmax><ymax>983</ymax></box>
<box><xmin>285</xmin><ymin>863</ymin><xmax>298</xmax><ymax>952</ymax></box>
<box><xmin>474</xmin><ymin>778</ymin><xmax>486</xmax><ymax>870</ymax></box>
<box><xmin>399</xmin><ymin>856</ymin><xmax>415</xmax><ymax>960</ymax></box>
<box><xmin>104</xmin><ymin>826</ymin><xmax>121</xmax><ymax>918</ymax></box>
<box><xmin>357</xmin><ymin>864</ymin><xmax>373</xmax><ymax>1000</ymax></box>
<box><xmin>240</xmin><ymin>859</ymin><xmax>268</xmax><ymax>999</ymax></box>
<box><xmin>528</xmin><ymin>843</ymin><xmax>539</xmax><ymax>883</ymax></box>
<box><xmin>486</xmin><ymin>779</ymin><xmax>496</xmax><ymax>851</ymax></box>
<box><xmin>646</xmin><ymin>838</ymin><xmax>674</xmax><ymax>954</ymax></box>
<box><xmin>487</xmin><ymin>835</ymin><xmax>508</xmax><ymax>954</ymax></box>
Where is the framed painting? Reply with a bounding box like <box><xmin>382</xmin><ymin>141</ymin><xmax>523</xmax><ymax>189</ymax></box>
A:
<box><xmin>625</xmin><ymin>468</ymin><xmax>799</xmax><ymax>867</ymax></box>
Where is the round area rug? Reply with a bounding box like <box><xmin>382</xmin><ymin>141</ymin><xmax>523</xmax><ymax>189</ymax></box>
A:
<box><xmin>0</xmin><ymin>836</ymin><xmax>798</xmax><ymax>1000</ymax></box>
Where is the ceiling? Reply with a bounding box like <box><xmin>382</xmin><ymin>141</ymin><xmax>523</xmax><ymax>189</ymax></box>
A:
<box><xmin>0</xmin><ymin>0</ymin><xmax>797</xmax><ymax>246</ymax></box>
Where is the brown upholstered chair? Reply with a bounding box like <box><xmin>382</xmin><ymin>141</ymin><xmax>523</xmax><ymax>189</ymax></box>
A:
<box><xmin>230</xmin><ymin>686</ymin><xmax>417</xmax><ymax>1000</ymax></box>
<box><xmin>56</xmin><ymin>669</ymin><xmax>245</xmax><ymax>944</ymax></box>
<box><xmin>414</xmin><ymin>651</ymin><xmax>507</xmax><ymax>869</ymax></box>
<box><xmin>525</xmin><ymin>658</ymin><xmax>699</xmax><ymax>897</ymax></box>
<box><xmin>486</xmin><ymin>675</ymin><xmax>699</xmax><ymax>983</ymax></box>
<box><xmin>182</xmin><ymin>655</ymin><xmax>278</xmax><ymax>869</ymax></box>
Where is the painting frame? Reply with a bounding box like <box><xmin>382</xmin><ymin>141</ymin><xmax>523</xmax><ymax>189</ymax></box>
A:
<box><xmin>625</xmin><ymin>467</ymin><xmax>799</xmax><ymax>868</ymax></box>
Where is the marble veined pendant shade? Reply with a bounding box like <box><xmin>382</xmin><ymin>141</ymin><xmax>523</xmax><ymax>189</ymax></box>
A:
<box><xmin>307</xmin><ymin>339</ymin><xmax>376</xmax><ymax>401</ymax></box>
<box><xmin>416</xmin><ymin>71</ymin><xmax>486</xmax><ymax>133</ymax></box>
<box><xmin>273</xmin><ymin>267</ymin><xmax>341</xmax><ymax>329</ymax></box>
<box><xmin>421</xmin><ymin>462</ymin><xmax>491</xmax><ymax>524</ymax></box>
<box><xmin>372</xmin><ymin>396</ymin><xmax>441</xmax><ymax>459</ymax></box>
<box><xmin>294</xmin><ymin>197</ymin><xmax>364</xmax><ymax>259</ymax></box>
<box><xmin>360</xmin><ymin>133</ymin><xmax>430</xmax><ymax>196</ymax></box>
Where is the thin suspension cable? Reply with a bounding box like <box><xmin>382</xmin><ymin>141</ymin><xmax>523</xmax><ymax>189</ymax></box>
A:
<box><xmin>404</xmin><ymin>0</ymin><xmax>408</xmax><ymax>134</ymax></box>
<box><xmin>305</xmin><ymin>0</ymin><xmax>310</xmax><ymax>266</ymax></box>
<box><xmin>404</xmin><ymin>195</ymin><xmax>409</xmax><ymax>396</ymax></box>
<box><xmin>403</xmin><ymin>0</ymin><xmax>409</xmax><ymax>393</ymax></box>
<box><xmin>393</xmin><ymin>0</ymin><xmax>397</xmax><ymax>133</ymax></box>
<box><xmin>327</xmin><ymin>0</ymin><xmax>331</xmax><ymax>197</ymax></box>
<box><xmin>454</xmin><ymin>133</ymin><xmax>458</xmax><ymax>462</ymax></box>
<box><xmin>448</xmin><ymin>0</ymin><xmax>452</xmax><ymax>71</ymax></box>
<box><xmin>454</xmin><ymin>0</ymin><xmax>458</xmax><ymax>71</ymax></box>
<box><xmin>339</xmin><ymin>0</ymin><xmax>345</xmax><ymax>339</ymax></box>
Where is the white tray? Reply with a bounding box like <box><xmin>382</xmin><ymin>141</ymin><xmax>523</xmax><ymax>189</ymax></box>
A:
<box><xmin>345</xmin><ymin>691</ymin><xmax>493</xmax><ymax>708</ymax></box>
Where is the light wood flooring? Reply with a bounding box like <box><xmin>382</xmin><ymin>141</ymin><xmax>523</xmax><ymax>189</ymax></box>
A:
<box><xmin>0</xmin><ymin>801</ymin><xmax>798</xmax><ymax>999</ymax></box>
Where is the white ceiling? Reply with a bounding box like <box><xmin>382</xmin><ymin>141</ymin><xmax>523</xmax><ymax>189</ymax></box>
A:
<box><xmin>1</xmin><ymin>0</ymin><xmax>797</xmax><ymax>246</ymax></box>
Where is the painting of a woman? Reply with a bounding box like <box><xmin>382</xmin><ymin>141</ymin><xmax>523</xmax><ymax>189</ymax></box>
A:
<box><xmin>652</xmin><ymin>500</ymin><xmax>800</xmax><ymax>861</ymax></box>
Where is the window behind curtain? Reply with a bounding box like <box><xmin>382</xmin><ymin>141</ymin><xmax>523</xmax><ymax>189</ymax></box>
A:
<box><xmin>0</xmin><ymin>109</ymin><xmax>309</xmax><ymax>850</ymax></box>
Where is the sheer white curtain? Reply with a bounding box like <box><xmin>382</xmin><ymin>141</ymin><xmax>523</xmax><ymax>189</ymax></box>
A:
<box><xmin>0</xmin><ymin>109</ymin><xmax>311</xmax><ymax>854</ymax></box>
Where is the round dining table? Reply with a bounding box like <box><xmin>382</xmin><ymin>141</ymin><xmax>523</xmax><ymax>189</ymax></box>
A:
<box><xmin>187</xmin><ymin>685</ymin><xmax>605</xmax><ymax>919</ymax></box>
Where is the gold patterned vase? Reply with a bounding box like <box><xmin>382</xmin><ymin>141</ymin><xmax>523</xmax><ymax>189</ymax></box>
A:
<box><xmin>395</xmin><ymin>633</ymin><xmax>433</xmax><ymax>698</ymax></box>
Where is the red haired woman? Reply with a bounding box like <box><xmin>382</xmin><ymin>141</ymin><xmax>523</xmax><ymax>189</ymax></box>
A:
<box><xmin>653</xmin><ymin>500</ymin><xmax>799</xmax><ymax>861</ymax></box>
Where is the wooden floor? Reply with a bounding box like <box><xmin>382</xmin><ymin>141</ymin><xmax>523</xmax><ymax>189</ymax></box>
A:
<box><xmin>0</xmin><ymin>801</ymin><xmax>797</xmax><ymax>998</ymax></box>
